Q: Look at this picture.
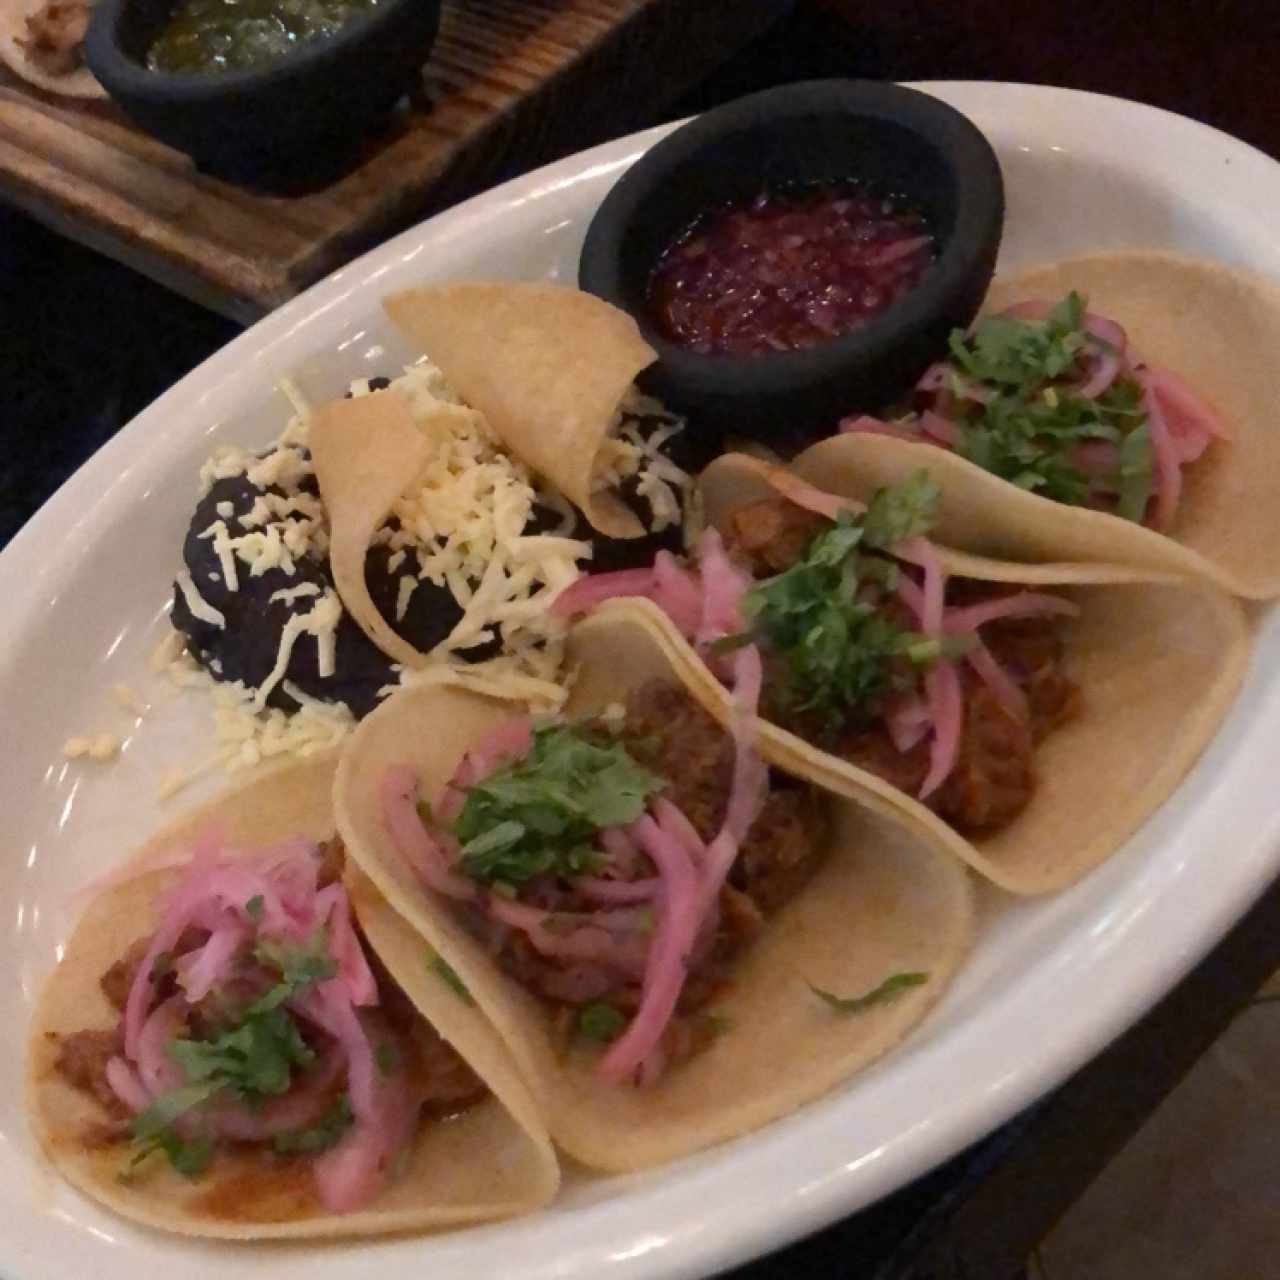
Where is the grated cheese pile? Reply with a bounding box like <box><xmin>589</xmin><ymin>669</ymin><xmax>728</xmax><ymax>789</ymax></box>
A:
<box><xmin>593</xmin><ymin>389</ymin><xmax>693</xmax><ymax>535</ymax></box>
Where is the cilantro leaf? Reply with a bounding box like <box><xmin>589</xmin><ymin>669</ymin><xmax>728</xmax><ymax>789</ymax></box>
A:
<box><xmin>244</xmin><ymin>895</ymin><xmax>264</xmax><ymax>921</ymax></box>
<box><xmin>740</xmin><ymin>487</ymin><xmax>940</xmax><ymax>736</ymax></box>
<box><xmin>933</xmin><ymin>294</ymin><xmax>1154</xmax><ymax>522</ymax></box>
<box><xmin>126</xmin><ymin>1082</ymin><xmax>220</xmax><ymax>1179</ymax></box>
<box><xmin>452</xmin><ymin>727</ymin><xmax>664</xmax><ymax>885</ymax></box>
<box><xmin>168</xmin><ymin>1005</ymin><xmax>315</xmax><ymax>1098</ymax></box>
<box><xmin>809</xmin><ymin>971</ymin><xmax>929</xmax><ymax>1014</ymax></box>
<box><xmin>272</xmin><ymin>1096</ymin><xmax>353</xmax><ymax>1155</ymax></box>
<box><xmin>249</xmin><ymin>926</ymin><xmax>337</xmax><ymax>1013</ymax></box>
<box><xmin>427</xmin><ymin>950</ymin><xmax>473</xmax><ymax>1003</ymax></box>
<box><xmin>861</xmin><ymin>471</ymin><xmax>939</xmax><ymax>549</ymax></box>
<box><xmin>576</xmin><ymin>1003</ymin><xmax>627</xmax><ymax>1043</ymax></box>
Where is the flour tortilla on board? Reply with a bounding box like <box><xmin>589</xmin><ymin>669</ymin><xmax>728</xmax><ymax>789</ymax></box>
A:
<box><xmin>795</xmin><ymin>251</ymin><xmax>1280</xmax><ymax>599</ymax></box>
<box><xmin>383</xmin><ymin>282</ymin><xmax>657</xmax><ymax>538</ymax></box>
<box><xmin>0</xmin><ymin>0</ymin><xmax>104</xmax><ymax>98</ymax></box>
<box><xmin>335</xmin><ymin>606</ymin><xmax>974</xmax><ymax>1173</ymax></box>
<box><xmin>27</xmin><ymin>754</ymin><xmax>560</xmax><ymax>1238</ymax></box>
<box><xmin>669</xmin><ymin>451</ymin><xmax>1250</xmax><ymax>895</ymax></box>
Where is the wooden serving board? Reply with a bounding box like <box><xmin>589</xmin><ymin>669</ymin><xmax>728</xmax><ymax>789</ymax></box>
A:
<box><xmin>0</xmin><ymin>0</ymin><xmax>788</xmax><ymax>321</ymax></box>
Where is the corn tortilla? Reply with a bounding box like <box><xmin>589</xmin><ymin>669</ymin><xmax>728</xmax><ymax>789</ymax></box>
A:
<box><xmin>383</xmin><ymin>282</ymin><xmax>656</xmax><ymax>538</ymax></box>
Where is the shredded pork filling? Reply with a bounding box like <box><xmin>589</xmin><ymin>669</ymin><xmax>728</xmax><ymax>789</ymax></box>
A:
<box><xmin>726</xmin><ymin>498</ymin><xmax>1080</xmax><ymax>835</ymax></box>
<box><xmin>50</xmin><ymin>838</ymin><xmax>483</xmax><ymax>1205</ymax></box>
<box><xmin>474</xmin><ymin>681</ymin><xmax>827</xmax><ymax>1064</ymax></box>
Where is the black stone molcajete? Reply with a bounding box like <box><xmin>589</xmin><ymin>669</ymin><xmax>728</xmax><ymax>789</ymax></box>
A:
<box><xmin>84</xmin><ymin>0</ymin><xmax>440</xmax><ymax>189</ymax></box>
<box><xmin>579</xmin><ymin>79</ymin><xmax>1005</xmax><ymax>449</ymax></box>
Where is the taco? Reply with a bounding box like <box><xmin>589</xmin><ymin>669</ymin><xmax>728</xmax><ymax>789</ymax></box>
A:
<box><xmin>819</xmin><ymin>251</ymin><xmax>1280</xmax><ymax>598</ymax></box>
<box><xmin>0</xmin><ymin>0</ymin><xmax>103</xmax><ymax>97</ymax></box>
<box><xmin>552</xmin><ymin>454</ymin><xmax>1249</xmax><ymax>894</ymax></box>
<box><xmin>27</xmin><ymin>756</ymin><xmax>558</xmax><ymax>1238</ymax></box>
<box><xmin>334</xmin><ymin>606</ymin><xmax>973</xmax><ymax>1172</ymax></box>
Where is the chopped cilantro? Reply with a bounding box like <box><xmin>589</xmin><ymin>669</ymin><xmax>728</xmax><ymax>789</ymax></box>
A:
<box><xmin>740</xmin><ymin>483</ymin><xmax>942</xmax><ymax>735</ymax></box>
<box><xmin>452</xmin><ymin>726</ymin><xmax>665</xmax><ymax>885</ymax></box>
<box><xmin>861</xmin><ymin>471</ymin><xmax>940</xmax><ymax>549</ymax></box>
<box><xmin>244</xmin><ymin>895</ymin><xmax>264</xmax><ymax>921</ymax></box>
<box><xmin>809</xmin><ymin>971</ymin><xmax>929</xmax><ymax>1014</ymax></box>
<box><xmin>249</xmin><ymin>926</ymin><xmax>337</xmax><ymax>1013</ymax></box>
<box><xmin>427</xmin><ymin>950</ymin><xmax>473</xmax><ymax>1003</ymax></box>
<box><xmin>124</xmin><ymin>926</ymin><xmax>338</xmax><ymax>1178</ymax></box>
<box><xmin>272</xmin><ymin>1096</ymin><xmax>353</xmax><ymax>1155</ymax></box>
<box><xmin>576</xmin><ymin>1003</ymin><xmax>627</xmax><ymax>1043</ymax></box>
<box><xmin>934</xmin><ymin>293</ymin><xmax>1154</xmax><ymax>521</ymax></box>
<box><xmin>126</xmin><ymin>1082</ymin><xmax>220</xmax><ymax>1179</ymax></box>
<box><xmin>168</xmin><ymin>1005</ymin><xmax>315</xmax><ymax>1098</ymax></box>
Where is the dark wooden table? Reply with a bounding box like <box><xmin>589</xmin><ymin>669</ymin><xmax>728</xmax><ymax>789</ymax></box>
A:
<box><xmin>6</xmin><ymin>3</ymin><xmax>1279</xmax><ymax>1275</ymax></box>
<box><xmin>0</xmin><ymin>0</ymin><xmax>788</xmax><ymax>321</ymax></box>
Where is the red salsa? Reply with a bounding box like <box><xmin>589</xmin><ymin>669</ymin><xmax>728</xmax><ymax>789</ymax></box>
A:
<box><xmin>647</xmin><ymin>185</ymin><xmax>936</xmax><ymax>356</ymax></box>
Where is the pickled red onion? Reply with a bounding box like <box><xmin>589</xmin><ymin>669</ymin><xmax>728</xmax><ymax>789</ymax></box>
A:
<box><xmin>596</xmin><ymin>814</ymin><xmax>700</xmax><ymax>1085</ymax></box>
<box><xmin>699</xmin><ymin>644</ymin><xmax>767</xmax><ymax>911</ymax></box>
<box><xmin>919</xmin><ymin>410</ymin><xmax>961</xmax><ymax>447</ymax></box>
<box><xmin>886</xmin><ymin>696</ymin><xmax>931</xmax><ymax>753</ymax></box>
<box><xmin>966</xmin><ymin>640</ymin><xmax>1030</xmax><ymax>723</ymax></box>
<box><xmin>1144</xmin><ymin>365</ymin><xmax>1229</xmax><ymax>462</ymax></box>
<box><xmin>174</xmin><ymin>922</ymin><xmax>248</xmax><ymax>1003</ymax></box>
<box><xmin>943</xmin><ymin>592</ymin><xmax>1079</xmax><ymax>633</ymax></box>
<box><xmin>381</xmin><ymin>765</ymin><xmax>476</xmax><ymax>902</ymax></box>
<box><xmin>314</xmin><ymin>1070</ymin><xmax>418</xmax><ymax>1214</ymax></box>
<box><xmin>694</xmin><ymin>528</ymin><xmax>750</xmax><ymax>645</ymax></box>
<box><xmin>570</xmin><ymin>876</ymin><xmax>661</xmax><ymax>904</ymax></box>
<box><xmin>316</xmin><ymin>882</ymin><xmax>378</xmax><ymax>1007</ymax></box>
<box><xmin>919</xmin><ymin>659</ymin><xmax>963</xmax><ymax>800</ymax></box>
<box><xmin>105</xmin><ymin>1056</ymin><xmax>151</xmax><ymax>1114</ymax></box>
<box><xmin>209</xmin><ymin>1049</ymin><xmax>344</xmax><ymax>1142</ymax></box>
<box><xmin>1136</xmin><ymin>368</ymin><xmax>1181</xmax><ymax>531</ymax></box>
<box><xmin>437</xmin><ymin>717</ymin><xmax>533</xmax><ymax>822</ymax></box>
<box><xmin>134</xmin><ymin>996</ymin><xmax>186</xmax><ymax>1097</ymax></box>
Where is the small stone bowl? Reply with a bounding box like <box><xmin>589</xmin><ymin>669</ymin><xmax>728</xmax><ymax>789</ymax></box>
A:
<box><xmin>578</xmin><ymin>79</ymin><xmax>1005</xmax><ymax>447</ymax></box>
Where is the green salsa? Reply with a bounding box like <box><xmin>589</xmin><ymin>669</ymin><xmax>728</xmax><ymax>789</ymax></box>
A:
<box><xmin>145</xmin><ymin>0</ymin><xmax>381</xmax><ymax>74</ymax></box>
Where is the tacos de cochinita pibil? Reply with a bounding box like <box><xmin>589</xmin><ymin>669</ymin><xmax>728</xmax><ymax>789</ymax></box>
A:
<box><xmin>811</xmin><ymin>251</ymin><xmax>1280</xmax><ymax>599</ymax></box>
<box><xmin>552</xmin><ymin>452</ymin><xmax>1249</xmax><ymax>895</ymax></box>
<box><xmin>335</xmin><ymin>606</ymin><xmax>973</xmax><ymax>1173</ymax></box>
<box><xmin>28</xmin><ymin>756</ymin><xmax>558</xmax><ymax>1238</ymax></box>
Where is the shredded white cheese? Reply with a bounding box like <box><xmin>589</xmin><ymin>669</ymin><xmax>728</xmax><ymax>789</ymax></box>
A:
<box><xmin>269</xmin><ymin>582</ymin><xmax>322</xmax><ymax>606</ymax></box>
<box><xmin>592</xmin><ymin>389</ymin><xmax>692</xmax><ymax>533</ymax></box>
<box><xmin>175</xmin><ymin>570</ymin><xmax>226</xmax><ymax>629</ymax></box>
<box><xmin>252</xmin><ymin>589</ymin><xmax>342</xmax><ymax>710</ymax></box>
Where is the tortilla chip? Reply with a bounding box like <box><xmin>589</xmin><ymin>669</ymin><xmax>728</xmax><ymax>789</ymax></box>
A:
<box><xmin>310</xmin><ymin>390</ymin><xmax>434</xmax><ymax>669</ymax></box>
<box><xmin>383</xmin><ymin>283</ymin><xmax>656</xmax><ymax>537</ymax></box>
<box><xmin>27</xmin><ymin>755</ymin><xmax>559</xmax><ymax>1238</ymax></box>
<box><xmin>335</xmin><ymin>611</ymin><xmax>974</xmax><ymax>1173</ymax></box>
<box><xmin>795</xmin><ymin>251</ymin><xmax>1280</xmax><ymax>599</ymax></box>
<box><xmin>0</xmin><ymin>0</ymin><xmax>104</xmax><ymax>98</ymax></box>
<box><xmin>685</xmin><ymin>452</ymin><xmax>1252</xmax><ymax>894</ymax></box>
